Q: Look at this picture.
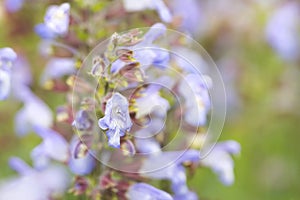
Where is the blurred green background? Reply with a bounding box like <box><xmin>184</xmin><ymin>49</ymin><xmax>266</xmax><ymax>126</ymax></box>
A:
<box><xmin>0</xmin><ymin>1</ymin><xmax>300</xmax><ymax>199</ymax></box>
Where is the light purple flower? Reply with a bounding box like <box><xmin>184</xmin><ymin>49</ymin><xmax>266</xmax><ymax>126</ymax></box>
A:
<box><xmin>200</xmin><ymin>140</ymin><xmax>240</xmax><ymax>186</ymax></box>
<box><xmin>153</xmin><ymin>0</ymin><xmax>172</xmax><ymax>23</ymax></box>
<box><xmin>4</xmin><ymin>0</ymin><xmax>24</xmax><ymax>13</ymax></box>
<box><xmin>266</xmin><ymin>2</ymin><xmax>300</xmax><ymax>61</ymax></box>
<box><xmin>0</xmin><ymin>47</ymin><xmax>17</xmax><ymax>100</ymax></box>
<box><xmin>171</xmin><ymin>0</ymin><xmax>203</xmax><ymax>36</ymax></box>
<box><xmin>111</xmin><ymin>23</ymin><xmax>170</xmax><ymax>73</ymax></box>
<box><xmin>134</xmin><ymin>118</ymin><xmax>165</xmax><ymax>154</ymax></box>
<box><xmin>98</xmin><ymin>93</ymin><xmax>132</xmax><ymax>148</ymax></box>
<box><xmin>126</xmin><ymin>183</ymin><xmax>173</xmax><ymax>200</ymax></box>
<box><xmin>10</xmin><ymin>56</ymin><xmax>33</xmax><ymax>101</ymax></box>
<box><xmin>135</xmin><ymin>84</ymin><xmax>170</xmax><ymax>119</ymax></box>
<box><xmin>140</xmin><ymin>150</ymin><xmax>200</xmax><ymax>198</ymax></box>
<box><xmin>14</xmin><ymin>94</ymin><xmax>53</xmax><ymax>136</ymax></box>
<box><xmin>0</xmin><ymin>157</ymin><xmax>70</xmax><ymax>200</ymax></box>
<box><xmin>173</xmin><ymin>47</ymin><xmax>209</xmax><ymax>74</ymax></box>
<box><xmin>0</xmin><ymin>48</ymin><xmax>17</xmax><ymax>70</ymax></box>
<box><xmin>35</xmin><ymin>23</ymin><xmax>57</xmax><ymax>39</ymax></box>
<box><xmin>44</xmin><ymin>3</ymin><xmax>70</xmax><ymax>35</ymax></box>
<box><xmin>72</xmin><ymin>110</ymin><xmax>93</xmax><ymax>131</ymax></box>
<box><xmin>40</xmin><ymin>57</ymin><xmax>75</xmax><ymax>87</ymax></box>
<box><xmin>0</xmin><ymin>69</ymin><xmax>11</xmax><ymax>100</ymax></box>
<box><xmin>122</xmin><ymin>0</ymin><xmax>172</xmax><ymax>23</ymax></box>
<box><xmin>31</xmin><ymin>126</ymin><xmax>69</xmax><ymax>169</ymax></box>
<box><xmin>178</xmin><ymin>74</ymin><xmax>211</xmax><ymax>127</ymax></box>
<box><xmin>68</xmin><ymin>136</ymin><xmax>96</xmax><ymax>175</ymax></box>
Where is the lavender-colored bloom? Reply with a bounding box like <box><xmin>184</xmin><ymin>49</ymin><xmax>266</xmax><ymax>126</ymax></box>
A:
<box><xmin>31</xmin><ymin>126</ymin><xmax>69</xmax><ymax>169</ymax></box>
<box><xmin>68</xmin><ymin>136</ymin><xmax>95</xmax><ymax>175</ymax></box>
<box><xmin>135</xmin><ymin>118</ymin><xmax>165</xmax><ymax>154</ymax></box>
<box><xmin>35</xmin><ymin>23</ymin><xmax>57</xmax><ymax>39</ymax></box>
<box><xmin>141</xmin><ymin>23</ymin><xmax>167</xmax><ymax>45</ymax></box>
<box><xmin>153</xmin><ymin>0</ymin><xmax>172</xmax><ymax>23</ymax></box>
<box><xmin>171</xmin><ymin>0</ymin><xmax>203</xmax><ymax>36</ymax></box>
<box><xmin>126</xmin><ymin>183</ymin><xmax>173</xmax><ymax>200</ymax></box>
<box><xmin>134</xmin><ymin>23</ymin><xmax>170</xmax><ymax>69</ymax></box>
<box><xmin>174</xmin><ymin>191</ymin><xmax>198</xmax><ymax>200</ymax></box>
<box><xmin>111</xmin><ymin>23</ymin><xmax>169</xmax><ymax>73</ymax></box>
<box><xmin>4</xmin><ymin>0</ymin><xmax>24</xmax><ymax>13</ymax></box>
<box><xmin>99</xmin><ymin>93</ymin><xmax>132</xmax><ymax>148</ymax></box>
<box><xmin>44</xmin><ymin>3</ymin><xmax>70</xmax><ymax>35</ymax></box>
<box><xmin>173</xmin><ymin>47</ymin><xmax>209</xmax><ymax>74</ymax></box>
<box><xmin>0</xmin><ymin>48</ymin><xmax>18</xmax><ymax>100</ymax></box>
<box><xmin>266</xmin><ymin>2</ymin><xmax>300</xmax><ymax>61</ymax></box>
<box><xmin>134</xmin><ymin>85</ymin><xmax>170</xmax><ymax>119</ymax></box>
<box><xmin>10</xmin><ymin>56</ymin><xmax>33</xmax><ymax>101</ymax></box>
<box><xmin>140</xmin><ymin>150</ymin><xmax>200</xmax><ymax>198</ymax></box>
<box><xmin>0</xmin><ymin>158</ymin><xmax>70</xmax><ymax>200</ymax></box>
<box><xmin>41</xmin><ymin>57</ymin><xmax>75</xmax><ymax>86</ymax></box>
<box><xmin>0</xmin><ymin>47</ymin><xmax>17</xmax><ymax>71</ymax></box>
<box><xmin>14</xmin><ymin>94</ymin><xmax>53</xmax><ymax>136</ymax></box>
<box><xmin>0</xmin><ymin>69</ymin><xmax>11</xmax><ymax>100</ymax></box>
<box><xmin>122</xmin><ymin>0</ymin><xmax>172</xmax><ymax>23</ymax></box>
<box><xmin>178</xmin><ymin>74</ymin><xmax>211</xmax><ymax>127</ymax></box>
<box><xmin>200</xmin><ymin>140</ymin><xmax>240</xmax><ymax>186</ymax></box>
<box><xmin>72</xmin><ymin>110</ymin><xmax>93</xmax><ymax>131</ymax></box>
<box><xmin>9</xmin><ymin>157</ymin><xmax>33</xmax><ymax>175</ymax></box>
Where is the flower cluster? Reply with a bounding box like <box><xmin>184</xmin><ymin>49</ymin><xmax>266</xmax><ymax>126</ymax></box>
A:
<box><xmin>0</xmin><ymin>1</ymin><xmax>241</xmax><ymax>200</ymax></box>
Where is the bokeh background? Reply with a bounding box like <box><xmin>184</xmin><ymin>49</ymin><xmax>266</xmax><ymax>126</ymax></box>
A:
<box><xmin>0</xmin><ymin>0</ymin><xmax>300</xmax><ymax>199</ymax></box>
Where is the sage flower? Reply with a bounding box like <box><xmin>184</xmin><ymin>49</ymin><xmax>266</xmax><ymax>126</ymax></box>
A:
<box><xmin>200</xmin><ymin>140</ymin><xmax>241</xmax><ymax>185</ymax></box>
<box><xmin>98</xmin><ymin>93</ymin><xmax>132</xmax><ymax>148</ymax></box>
<box><xmin>126</xmin><ymin>183</ymin><xmax>173</xmax><ymax>200</ymax></box>
<box><xmin>140</xmin><ymin>150</ymin><xmax>200</xmax><ymax>199</ymax></box>
<box><xmin>178</xmin><ymin>74</ymin><xmax>211</xmax><ymax>127</ymax></box>
<box><xmin>44</xmin><ymin>3</ymin><xmax>70</xmax><ymax>35</ymax></box>
<box><xmin>14</xmin><ymin>94</ymin><xmax>53</xmax><ymax>136</ymax></box>
<box><xmin>0</xmin><ymin>157</ymin><xmax>70</xmax><ymax>200</ymax></box>
<box><xmin>134</xmin><ymin>84</ymin><xmax>170</xmax><ymax>119</ymax></box>
<box><xmin>68</xmin><ymin>136</ymin><xmax>95</xmax><ymax>175</ymax></box>
<box><xmin>266</xmin><ymin>2</ymin><xmax>300</xmax><ymax>61</ymax></box>
<box><xmin>31</xmin><ymin>126</ymin><xmax>69</xmax><ymax>169</ymax></box>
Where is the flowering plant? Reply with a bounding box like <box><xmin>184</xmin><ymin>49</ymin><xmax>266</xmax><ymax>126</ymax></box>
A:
<box><xmin>0</xmin><ymin>1</ymin><xmax>240</xmax><ymax>200</ymax></box>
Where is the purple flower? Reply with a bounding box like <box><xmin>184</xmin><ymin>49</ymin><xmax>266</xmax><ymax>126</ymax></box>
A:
<box><xmin>140</xmin><ymin>150</ymin><xmax>200</xmax><ymax>198</ymax></box>
<box><xmin>9</xmin><ymin>157</ymin><xmax>33</xmax><ymax>175</ymax></box>
<box><xmin>98</xmin><ymin>93</ymin><xmax>132</xmax><ymax>148</ymax></box>
<box><xmin>31</xmin><ymin>126</ymin><xmax>69</xmax><ymax>169</ymax></box>
<box><xmin>0</xmin><ymin>157</ymin><xmax>70</xmax><ymax>200</ymax></box>
<box><xmin>200</xmin><ymin>140</ymin><xmax>240</xmax><ymax>186</ymax></box>
<box><xmin>10</xmin><ymin>56</ymin><xmax>33</xmax><ymax>101</ymax></box>
<box><xmin>44</xmin><ymin>3</ymin><xmax>70</xmax><ymax>35</ymax></box>
<box><xmin>14</xmin><ymin>94</ymin><xmax>53</xmax><ymax>136</ymax></box>
<box><xmin>126</xmin><ymin>183</ymin><xmax>173</xmax><ymax>200</ymax></box>
<box><xmin>153</xmin><ymin>0</ymin><xmax>172</xmax><ymax>23</ymax></box>
<box><xmin>4</xmin><ymin>0</ymin><xmax>24</xmax><ymax>13</ymax></box>
<box><xmin>68</xmin><ymin>136</ymin><xmax>96</xmax><ymax>175</ymax></box>
<box><xmin>266</xmin><ymin>2</ymin><xmax>300</xmax><ymax>61</ymax></box>
<box><xmin>134</xmin><ymin>85</ymin><xmax>170</xmax><ymax>119</ymax></box>
<box><xmin>40</xmin><ymin>57</ymin><xmax>75</xmax><ymax>87</ymax></box>
<box><xmin>0</xmin><ymin>48</ymin><xmax>17</xmax><ymax>70</ymax></box>
<box><xmin>0</xmin><ymin>69</ymin><xmax>11</xmax><ymax>100</ymax></box>
<box><xmin>72</xmin><ymin>110</ymin><xmax>93</xmax><ymax>131</ymax></box>
<box><xmin>171</xmin><ymin>0</ymin><xmax>203</xmax><ymax>36</ymax></box>
<box><xmin>134</xmin><ymin>118</ymin><xmax>165</xmax><ymax>154</ymax></box>
<box><xmin>178</xmin><ymin>74</ymin><xmax>211</xmax><ymax>127</ymax></box>
<box><xmin>35</xmin><ymin>23</ymin><xmax>57</xmax><ymax>39</ymax></box>
<box><xmin>122</xmin><ymin>0</ymin><xmax>172</xmax><ymax>23</ymax></box>
<box><xmin>0</xmin><ymin>47</ymin><xmax>17</xmax><ymax>100</ymax></box>
<box><xmin>173</xmin><ymin>47</ymin><xmax>209</xmax><ymax>74</ymax></box>
<box><xmin>111</xmin><ymin>23</ymin><xmax>170</xmax><ymax>73</ymax></box>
